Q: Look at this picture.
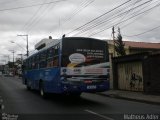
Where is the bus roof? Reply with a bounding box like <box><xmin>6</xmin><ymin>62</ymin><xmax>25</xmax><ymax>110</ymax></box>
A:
<box><xmin>25</xmin><ymin>37</ymin><xmax>106</xmax><ymax>60</ymax></box>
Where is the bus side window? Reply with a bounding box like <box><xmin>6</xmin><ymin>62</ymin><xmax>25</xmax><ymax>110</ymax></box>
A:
<box><xmin>53</xmin><ymin>45</ymin><xmax>59</xmax><ymax>67</ymax></box>
<box><xmin>22</xmin><ymin>61</ymin><xmax>26</xmax><ymax>71</ymax></box>
<box><xmin>26</xmin><ymin>59</ymin><xmax>28</xmax><ymax>70</ymax></box>
<box><xmin>54</xmin><ymin>45</ymin><xmax>59</xmax><ymax>55</ymax></box>
<box><xmin>39</xmin><ymin>51</ymin><xmax>47</xmax><ymax>68</ymax></box>
<box><xmin>32</xmin><ymin>57</ymin><xmax>34</xmax><ymax>69</ymax></box>
<box><xmin>35</xmin><ymin>54</ymin><xmax>39</xmax><ymax>69</ymax></box>
<box><xmin>28</xmin><ymin>58</ymin><xmax>32</xmax><ymax>70</ymax></box>
<box><xmin>47</xmin><ymin>47</ymin><xmax>54</xmax><ymax>68</ymax></box>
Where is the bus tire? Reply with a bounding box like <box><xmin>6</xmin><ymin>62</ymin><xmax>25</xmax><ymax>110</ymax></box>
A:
<box><xmin>26</xmin><ymin>79</ymin><xmax>31</xmax><ymax>90</ymax></box>
<box><xmin>70</xmin><ymin>93</ymin><xmax>81</xmax><ymax>98</ymax></box>
<box><xmin>39</xmin><ymin>81</ymin><xmax>47</xmax><ymax>98</ymax></box>
<box><xmin>27</xmin><ymin>85</ymin><xmax>31</xmax><ymax>90</ymax></box>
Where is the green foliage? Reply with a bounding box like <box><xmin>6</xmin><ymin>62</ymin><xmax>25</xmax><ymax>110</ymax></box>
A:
<box><xmin>8</xmin><ymin>61</ymin><xmax>14</xmax><ymax>68</ymax></box>
<box><xmin>114</xmin><ymin>28</ymin><xmax>126</xmax><ymax>56</ymax></box>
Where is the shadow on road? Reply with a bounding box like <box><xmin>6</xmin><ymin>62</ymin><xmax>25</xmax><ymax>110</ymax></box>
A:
<box><xmin>27</xmin><ymin>89</ymin><xmax>104</xmax><ymax>107</ymax></box>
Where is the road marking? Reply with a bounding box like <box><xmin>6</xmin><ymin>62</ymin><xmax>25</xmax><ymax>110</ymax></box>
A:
<box><xmin>84</xmin><ymin>109</ymin><xmax>114</xmax><ymax>120</ymax></box>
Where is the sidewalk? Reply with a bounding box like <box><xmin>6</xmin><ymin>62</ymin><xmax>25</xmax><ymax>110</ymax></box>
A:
<box><xmin>99</xmin><ymin>90</ymin><xmax>160</xmax><ymax>105</ymax></box>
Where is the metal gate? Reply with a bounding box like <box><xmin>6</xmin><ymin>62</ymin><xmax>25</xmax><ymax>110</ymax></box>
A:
<box><xmin>118</xmin><ymin>62</ymin><xmax>143</xmax><ymax>91</ymax></box>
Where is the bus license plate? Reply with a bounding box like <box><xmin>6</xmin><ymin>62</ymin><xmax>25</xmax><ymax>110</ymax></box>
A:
<box><xmin>87</xmin><ymin>85</ymin><xmax>97</xmax><ymax>89</ymax></box>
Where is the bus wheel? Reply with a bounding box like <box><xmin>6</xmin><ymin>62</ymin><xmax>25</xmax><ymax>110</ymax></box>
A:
<box><xmin>27</xmin><ymin>85</ymin><xmax>31</xmax><ymax>90</ymax></box>
<box><xmin>26</xmin><ymin>80</ymin><xmax>31</xmax><ymax>90</ymax></box>
<box><xmin>39</xmin><ymin>82</ymin><xmax>47</xmax><ymax>98</ymax></box>
<box><xmin>70</xmin><ymin>93</ymin><xmax>81</xmax><ymax>98</ymax></box>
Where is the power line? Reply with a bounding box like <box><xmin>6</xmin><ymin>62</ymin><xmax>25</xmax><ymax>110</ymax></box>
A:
<box><xmin>0</xmin><ymin>0</ymin><xmax>20</xmax><ymax>5</ymax></box>
<box><xmin>66</xmin><ymin>0</ymin><xmax>132</xmax><ymax>36</ymax></box>
<box><xmin>21</xmin><ymin>0</ymin><xmax>48</xmax><ymax>31</ymax></box>
<box><xmin>88</xmin><ymin>1</ymin><xmax>160</xmax><ymax>37</ymax></box>
<box><xmin>120</xmin><ymin>0</ymin><xmax>159</xmax><ymax>29</ymax></box>
<box><xmin>73</xmin><ymin>0</ymin><xmax>153</xmax><ymax>37</ymax></box>
<box><xmin>26</xmin><ymin>3</ymin><xmax>55</xmax><ymax>33</ymax></box>
<box><xmin>85</xmin><ymin>0</ymin><xmax>158</xmax><ymax>37</ymax></box>
<box><xmin>117</xmin><ymin>0</ymin><xmax>142</xmax><ymax>27</ymax></box>
<box><xmin>50</xmin><ymin>0</ymin><xmax>95</xmax><ymax>37</ymax></box>
<box><xmin>63</xmin><ymin>0</ymin><xmax>94</xmax><ymax>24</ymax></box>
<box><xmin>72</xmin><ymin>1</ymin><xmax>140</xmax><ymax>36</ymax></box>
<box><xmin>123</xmin><ymin>25</ymin><xmax>160</xmax><ymax>37</ymax></box>
<box><xmin>0</xmin><ymin>0</ymin><xmax>67</xmax><ymax>12</ymax></box>
<box><xmin>22</xmin><ymin>0</ymin><xmax>69</xmax><ymax>33</ymax></box>
<box><xmin>59</xmin><ymin>0</ymin><xmax>95</xmax><ymax>36</ymax></box>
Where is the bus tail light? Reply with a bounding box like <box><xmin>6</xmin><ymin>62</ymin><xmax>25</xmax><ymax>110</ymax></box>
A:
<box><xmin>84</xmin><ymin>80</ymin><xmax>92</xmax><ymax>84</ymax></box>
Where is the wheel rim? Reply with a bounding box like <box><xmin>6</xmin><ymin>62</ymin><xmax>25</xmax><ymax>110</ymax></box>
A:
<box><xmin>40</xmin><ymin>88</ymin><xmax>44</xmax><ymax>96</ymax></box>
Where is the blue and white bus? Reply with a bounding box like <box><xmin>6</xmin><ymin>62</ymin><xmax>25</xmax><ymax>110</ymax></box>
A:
<box><xmin>22</xmin><ymin>37</ymin><xmax>110</xmax><ymax>97</ymax></box>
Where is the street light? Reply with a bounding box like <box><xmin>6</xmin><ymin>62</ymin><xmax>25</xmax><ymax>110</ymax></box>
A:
<box><xmin>10</xmin><ymin>41</ymin><xmax>26</xmax><ymax>51</ymax></box>
<box><xmin>17</xmin><ymin>34</ymin><xmax>29</xmax><ymax>57</ymax></box>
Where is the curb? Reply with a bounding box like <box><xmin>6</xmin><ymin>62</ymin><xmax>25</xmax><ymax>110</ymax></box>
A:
<box><xmin>98</xmin><ymin>93</ymin><xmax>160</xmax><ymax>105</ymax></box>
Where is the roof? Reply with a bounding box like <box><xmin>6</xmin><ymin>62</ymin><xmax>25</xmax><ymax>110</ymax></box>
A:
<box><xmin>35</xmin><ymin>38</ymin><xmax>53</xmax><ymax>50</ymax></box>
<box><xmin>124</xmin><ymin>41</ymin><xmax>160</xmax><ymax>49</ymax></box>
<box><xmin>35</xmin><ymin>38</ymin><xmax>59</xmax><ymax>50</ymax></box>
<box><xmin>107</xmin><ymin>40</ymin><xmax>160</xmax><ymax>49</ymax></box>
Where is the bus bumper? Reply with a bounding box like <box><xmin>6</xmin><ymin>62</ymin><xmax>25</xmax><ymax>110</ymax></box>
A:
<box><xmin>61</xmin><ymin>80</ymin><xmax>109</xmax><ymax>93</ymax></box>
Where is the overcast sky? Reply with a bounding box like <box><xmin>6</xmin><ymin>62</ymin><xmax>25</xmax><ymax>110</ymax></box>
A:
<box><xmin>0</xmin><ymin>0</ymin><xmax>160</xmax><ymax>64</ymax></box>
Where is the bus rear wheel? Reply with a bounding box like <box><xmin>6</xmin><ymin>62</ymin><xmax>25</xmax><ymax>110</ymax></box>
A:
<box><xmin>26</xmin><ymin>79</ymin><xmax>31</xmax><ymax>90</ymax></box>
<box><xmin>69</xmin><ymin>93</ymin><xmax>82</xmax><ymax>98</ymax></box>
<box><xmin>27</xmin><ymin>85</ymin><xmax>31</xmax><ymax>90</ymax></box>
<box><xmin>39</xmin><ymin>82</ymin><xmax>47</xmax><ymax>98</ymax></box>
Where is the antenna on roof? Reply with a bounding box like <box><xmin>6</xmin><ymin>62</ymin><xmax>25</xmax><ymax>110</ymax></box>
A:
<box><xmin>49</xmin><ymin>36</ymin><xmax>52</xmax><ymax>39</ymax></box>
<box><xmin>62</xmin><ymin>34</ymin><xmax>65</xmax><ymax>38</ymax></box>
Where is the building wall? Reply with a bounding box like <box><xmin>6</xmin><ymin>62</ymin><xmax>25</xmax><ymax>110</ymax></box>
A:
<box><xmin>129</xmin><ymin>48</ymin><xmax>160</xmax><ymax>55</ymax></box>
<box><xmin>108</xmin><ymin>42</ymin><xmax>160</xmax><ymax>56</ymax></box>
<box><xmin>143</xmin><ymin>54</ymin><xmax>160</xmax><ymax>93</ymax></box>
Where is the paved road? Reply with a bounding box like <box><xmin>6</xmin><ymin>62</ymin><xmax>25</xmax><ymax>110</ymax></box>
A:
<box><xmin>0</xmin><ymin>76</ymin><xmax>160</xmax><ymax>120</ymax></box>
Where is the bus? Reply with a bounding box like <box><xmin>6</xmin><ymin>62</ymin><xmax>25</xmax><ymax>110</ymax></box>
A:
<box><xmin>22</xmin><ymin>37</ymin><xmax>110</xmax><ymax>97</ymax></box>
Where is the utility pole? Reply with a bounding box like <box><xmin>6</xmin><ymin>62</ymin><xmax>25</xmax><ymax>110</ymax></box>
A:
<box><xmin>17</xmin><ymin>34</ymin><xmax>29</xmax><ymax>57</ymax></box>
<box><xmin>13</xmin><ymin>51</ymin><xmax>14</xmax><ymax>65</ymax></box>
<box><xmin>112</xmin><ymin>26</ymin><xmax>116</xmax><ymax>56</ymax></box>
<box><xmin>9</xmin><ymin>50</ymin><xmax>15</xmax><ymax>76</ymax></box>
<box><xmin>8</xmin><ymin>50</ymin><xmax>15</xmax><ymax>66</ymax></box>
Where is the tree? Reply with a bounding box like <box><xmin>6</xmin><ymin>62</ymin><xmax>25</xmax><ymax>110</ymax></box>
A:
<box><xmin>114</xmin><ymin>27</ymin><xmax>126</xmax><ymax>56</ymax></box>
<box><xmin>8</xmin><ymin>61</ymin><xmax>14</xmax><ymax>68</ymax></box>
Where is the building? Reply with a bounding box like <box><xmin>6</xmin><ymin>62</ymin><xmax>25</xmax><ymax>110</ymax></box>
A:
<box><xmin>0</xmin><ymin>65</ymin><xmax>4</xmax><ymax>74</ymax></box>
<box><xmin>107</xmin><ymin>40</ymin><xmax>160</xmax><ymax>56</ymax></box>
<box><xmin>107</xmin><ymin>40</ymin><xmax>160</xmax><ymax>90</ymax></box>
<box><xmin>112</xmin><ymin>52</ymin><xmax>160</xmax><ymax>94</ymax></box>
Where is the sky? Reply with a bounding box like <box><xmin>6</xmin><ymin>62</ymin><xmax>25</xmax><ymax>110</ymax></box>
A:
<box><xmin>0</xmin><ymin>0</ymin><xmax>160</xmax><ymax>64</ymax></box>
